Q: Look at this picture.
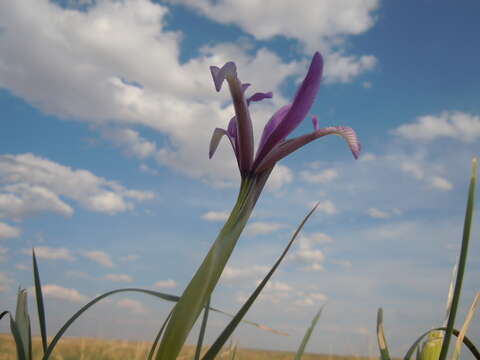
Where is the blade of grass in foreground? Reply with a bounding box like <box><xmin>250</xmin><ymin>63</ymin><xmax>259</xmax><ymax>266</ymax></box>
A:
<box><xmin>194</xmin><ymin>297</ymin><xmax>210</xmax><ymax>360</ymax></box>
<box><xmin>147</xmin><ymin>311</ymin><xmax>172</xmax><ymax>360</ymax></box>
<box><xmin>10</xmin><ymin>314</ymin><xmax>27</xmax><ymax>360</ymax></box>
<box><xmin>32</xmin><ymin>249</ymin><xmax>48</xmax><ymax>355</ymax></box>
<box><xmin>452</xmin><ymin>292</ymin><xmax>480</xmax><ymax>360</ymax></box>
<box><xmin>15</xmin><ymin>288</ymin><xmax>31</xmax><ymax>360</ymax></box>
<box><xmin>294</xmin><ymin>306</ymin><xmax>324</xmax><ymax>360</ymax></box>
<box><xmin>202</xmin><ymin>203</ymin><xmax>319</xmax><ymax>360</ymax></box>
<box><xmin>377</xmin><ymin>308</ymin><xmax>391</xmax><ymax>360</ymax></box>
<box><xmin>403</xmin><ymin>327</ymin><xmax>480</xmax><ymax>360</ymax></box>
<box><xmin>438</xmin><ymin>157</ymin><xmax>477</xmax><ymax>360</ymax></box>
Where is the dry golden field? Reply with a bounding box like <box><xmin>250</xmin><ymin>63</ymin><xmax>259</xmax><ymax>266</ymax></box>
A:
<box><xmin>0</xmin><ymin>334</ymin><xmax>375</xmax><ymax>360</ymax></box>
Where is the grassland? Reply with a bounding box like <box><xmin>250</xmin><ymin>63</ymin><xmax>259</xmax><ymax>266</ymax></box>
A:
<box><xmin>0</xmin><ymin>334</ymin><xmax>375</xmax><ymax>360</ymax></box>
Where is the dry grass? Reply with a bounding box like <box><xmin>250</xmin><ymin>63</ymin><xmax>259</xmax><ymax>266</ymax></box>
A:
<box><xmin>0</xmin><ymin>333</ymin><xmax>375</xmax><ymax>360</ymax></box>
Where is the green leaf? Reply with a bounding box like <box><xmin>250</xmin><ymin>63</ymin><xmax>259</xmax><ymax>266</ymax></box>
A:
<box><xmin>377</xmin><ymin>308</ymin><xmax>391</xmax><ymax>360</ymax></box>
<box><xmin>194</xmin><ymin>297</ymin><xmax>210</xmax><ymax>360</ymax></box>
<box><xmin>438</xmin><ymin>157</ymin><xmax>477</xmax><ymax>360</ymax></box>
<box><xmin>403</xmin><ymin>327</ymin><xmax>480</xmax><ymax>360</ymax></box>
<box><xmin>32</xmin><ymin>249</ymin><xmax>48</xmax><ymax>355</ymax></box>
<box><xmin>10</xmin><ymin>315</ymin><xmax>27</xmax><ymax>360</ymax></box>
<box><xmin>15</xmin><ymin>288</ymin><xmax>31</xmax><ymax>360</ymax></box>
<box><xmin>156</xmin><ymin>174</ymin><xmax>270</xmax><ymax>360</ymax></box>
<box><xmin>147</xmin><ymin>310</ymin><xmax>172</xmax><ymax>360</ymax></box>
<box><xmin>202</xmin><ymin>203</ymin><xmax>319</xmax><ymax>360</ymax></box>
<box><xmin>452</xmin><ymin>292</ymin><xmax>480</xmax><ymax>360</ymax></box>
<box><xmin>294</xmin><ymin>306</ymin><xmax>324</xmax><ymax>360</ymax></box>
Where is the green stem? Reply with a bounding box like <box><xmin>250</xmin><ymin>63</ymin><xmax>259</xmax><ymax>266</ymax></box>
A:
<box><xmin>155</xmin><ymin>172</ymin><xmax>270</xmax><ymax>359</ymax></box>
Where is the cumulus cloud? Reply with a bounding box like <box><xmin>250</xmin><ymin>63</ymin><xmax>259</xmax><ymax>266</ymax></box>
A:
<box><xmin>290</xmin><ymin>233</ymin><xmax>329</xmax><ymax>271</ymax></box>
<box><xmin>116</xmin><ymin>298</ymin><xmax>148</xmax><ymax>314</ymax></box>
<box><xmin>201</xmin><ymin>210</ymin><xmax>229</xmax><ymax>222</ymax></box>
<box><xmin>300</xmin><ymin>168</ymin><xmax>338</xmax><ymax>184</ymax></box>
<box><xmin>41</xmin><ymin>284</ymin><xmax>89</xmax><ymax>303</ymax></box>
<box><xmin>82</xmin><ymin>250</ymin><xmax>114</xmax><ymax>267</ymax></box>
<box><xmin>430</xmin><ymin>176</ymin><xmax>453</xmax><ymax>191</ymax></box>
<box><xmin>266</xmin><ymin>165</ymin><xmax>293</xmax><ymax>191</ymax></box>
<box><xmin>0</xmin><ymin>222</ymin><xmax>21</xmax><ymax>239</ymax></box>
<box><xmin>245</xmin><ymin>221</ymin><xmax>287</xmax><ymax>236</ymax></box>
<box><xmin>104</xmin><ymin>273</ymin><xmax>133</xmax><ymax>282</ymax></box>
<box><xmin>315</xmin><ymin>200</ymin><xmax>337</xmax><ymax>214</ymax></box>
<box><xmin>0</xmin><ymin>153</ymin><xmax>154</xmax><ymax>219</ymax></box>
<box><xmin>0</xmin><ymin>272</ymin><xmax>13</xmax><ymax>291</ymax></box>
<box><xmin>393</xmin><ymin>111</ymin><xmax>480</xmax><ymax>143</ymax></box>
<box><xmin>102</xmin><ymin>127</ymin><xmax>157</xmax><ymax>159</ymax></box>
<box><xmin>323</xmin><ymin>53</ymin><xmax>377</xmax><ymax>83</ymax></box>
<box><xmin>220</xmin><ymin>265</ymin><xmax>269</xmax><ymax>283</ymax></box>
<box><xmin>294</xmin><ymin>292</ymin><xmax>328</xmax><ymax>307</ymax></box>
<box><xmin>153</xmin><ymin>279</ymin><xmax>177</xmax><ymax>289</ymax></box>
<box><xmin>25</xmin><ymin>247</ymin><xmax>75</xmax><ymax>261</ymax></box>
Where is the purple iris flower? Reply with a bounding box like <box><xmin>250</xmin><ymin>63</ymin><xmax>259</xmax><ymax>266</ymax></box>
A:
<box><xmin>209</xmin><ymin>52</ymin><xmax>361</xmax><ymax>177</ymax></box>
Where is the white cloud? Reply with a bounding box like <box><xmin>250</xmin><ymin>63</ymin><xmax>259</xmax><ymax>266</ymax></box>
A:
<box><xmin>315</xmin><ymin>200</ymin><xmax>337</xmax><ymax>214</ymax></box>
<box><xmin>220</xmin><ymin>265</ymin><xmax>269</xmax><ymax>283</ymax></box>
<box><xmin>116</xmin><ymin>298</ymin><xmax>147</xmax><ymax>314</ymax></box>
<box><xmin>201</xmin><ymin>210</ymin><xmax>229</xmax><ymax>222</ymax></box>
<box><xmin>430</xmin><ymin>176</ymin><xmax>453</xmax><ymax>191</ymax></box>
<box><xmin>323</xmin><ymin>52</ymin><xmax>377</xmax><ymax>84</ymax></box>
<box><xmin>105</xmin><ymin>273</ymin><xmax>133</xmax><ymax>282</ymax></box>
<box><xmin>367</xmin><ymin>208</ymin><xmax>391</xmax><ymax>219</ymax></box>
<box><xmin>266</xmin><ymin>164</ymin><xmax>293</xmax><ymax>191</ymax></box>
<box><xmin>41</xmin><ymin>284</ymin><xmax>89</xmax><ymax>303</ymax></box>
<box><xmin>400</xmin><ymin>160</ymin><xmax>424</xmax><ymax>180</ymax></box>
<box><xmin>25</xmin><ymin>247</ymin><xmax>75</xmax><ymax>261</ymax></box>
<box><xmin>0</xmin><ymin>153</ymin><xmax>154</xmax><ymax>218</ymax></box>
<box><xmin>0</xmin><ymin>272</ymin><xmax>14</xmax><ymax>291</ymax></box>
<box><xmin>153</xmin><ymin>279</ymin><xmax>177</xmax><ymax>289</ymax></box>
<box><xmin>290</xmin><ymin>232</ymin><xmax>328</xmax><ymax>271</ymax></box>
<box><xmin>294</xmin><ymin>292</ymin><xmax>328</xmax><ymax>307</ymax></box>
<box><xmin>0</xmin><ymin>222</ymin><xmax>21</xmax><ymax>239</ymax></box>
<box><xmin>82</xmin><ymin>250</ymin><xmax>114</xmax><ymax>267</ymax></box>
<box><xmin>102</xmin><ymin>127</ymin><xmax>157</xmax><ymax>159</ymax></box>
<box><xmin>300</xmin><ymin>168</ymin><xmax>338</xmax><ymax>184</ymax></box>
<box><xmin>393</xmin><ymin>111</ymin><xmax>480</xmax><ymax>143</ymax></box>
<box><xmin>245</xmin><ymin>221</ymin><xmax>287</xmax><ymax>236</ymax></box>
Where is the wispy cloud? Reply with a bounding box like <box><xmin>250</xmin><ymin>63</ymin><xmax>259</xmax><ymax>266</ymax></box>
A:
<box><xmin>82</xmin><ymin>250</ymin><xmax>114</xmax><ymax>268</ymax></box>
<box><xmin>41</xmin><ymin>284</ymin><xmax>89</xmax><ymax>303</ymax></box>
<box><xmin>153</xmin><ymin>279</ymin><xmax>177</xmax><ymax>289</ymax></box>
<box><xmin>220</xmin><ymin>265</ymin><xmax>269</xmax><ymax>283</ymax></box>
<box><xmin>300</xmin><ymin>168</ymin><xmax>338</xmax><ymax>184</ymax></box>
<box><xmin>245</xmin><ymin>221</ymin><xmax>287</xmax><ymax>236</ymax></box>
<box><xmin>0</xmin><ymin>222</ymin><xmax>21</xmax><ymax>239</ymax></box>
<box><xmin>201</xmin><ymin>210</ymin><xmax>229</xmax><ymax>222</ymax></box>
<box><xmin>24</xmin><ymin>246</ymin><xmax>75</xmax><ymax>261</ymax></box>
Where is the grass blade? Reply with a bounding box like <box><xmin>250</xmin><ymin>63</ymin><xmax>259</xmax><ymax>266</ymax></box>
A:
<box><xmin>147</xmin><ymin>310</ymin><xmax>172</xmax><ymax>360</ymax></box>
<box><xmin>32</xmin><ymin>249</ymin><xmax>48</xmax><ymax>354</ymax></box>
<box><xmin>377</xmin><ymin>308</ymin><xmax>391</xmax><ymax>360</ymax></box>
<box><xmin>202</xmin><ymin>203</ymin><xmax>319</xmax><ymax>360</ymax></box>
<box><xmin>403</xmin><ymin>327</ymin><xmax>480</xmax><ymax>360</ymax></box>
<box><xmin>194</xmin><ymin>297</ymin><xmax>211</xmax><ymax>360</ymax></box>
<box><xmin>438</xmin><ymin>157</ymin><xmax>477</xmax><ymax>360</ymax></box>
<box><xmin>294</xmin><ymin>306</ymin><xmax>324</xmax><ymax>360</ymax></box>
<box><xmin>10</xmin><ymin>315</ymin><xmax>27</xmax><ymax>360</ymax></box>
<box><xmin>15</xmin><ymin>288</ymin><xmax>31</xmax><ymax>360</ymax></box>
<box><xmin>452</xmin><ymin>292</ymin><xmax>480</xmax><ymax>360</ymax></box>
<box><xmin>0</xmin><ymin>310</ymin><xmax>9</xmax><ymax>321</ymax></box>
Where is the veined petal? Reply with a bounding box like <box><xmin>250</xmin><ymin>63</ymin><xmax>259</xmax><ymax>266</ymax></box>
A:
<box><xmin>247</xmin><ymin>91</ymin><xmax>273</xmax><ymax>106</ymax></box>
<box><xmin>254</xmin><ymin>126</ymin><xmax>361</xmax><ymax>173</ymax></box>
<box><xmin>209</xmin><ymin>127</ymin><xmax>236</xmax><ymax>159</ymax></box>
<box><xmin>254</xmin><ymin>52</ymin><xmax>323</xmax><ymax>169</ymax></box>
<box><xmin>210</xmin><ymin>62</ymin><xmax>237</xmax><ymax>92</ymax></box>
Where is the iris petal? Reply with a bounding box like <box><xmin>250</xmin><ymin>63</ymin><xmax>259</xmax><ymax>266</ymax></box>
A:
<box><xmin>209</xmin><ymin>127</ymin><xmax>237</xmax><ymax>162</ymax></box>
<box><xmin>210</xmin><ymin>62</ymin><xmax>237</xmax><ymax>92</ymax></box>
<box><xmin>247</xmin><ymin>91</ymin><xmax>273</xmax><ymax>105</ymax></box>
<box><xmin>254</xmin><ymin>126</ymin><xmax>361</xmax><ymax>173</ymax></box>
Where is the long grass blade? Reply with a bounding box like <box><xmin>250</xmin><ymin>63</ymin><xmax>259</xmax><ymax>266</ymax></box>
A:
<box><xmin>294</xmin><ymin>306</ymin><xmax>324</xmax><ymax>360</ymax></box>
<box><xmin>444</xmin><ymin>264</ymin><xmax>457</xmax><ymax>326</ymax></box>
<box><xmin>202</xmin><ymin>203</ymin><xmax>319</xmax><ymax>360</ymax></box>
<box><xmin>438</xmin><ymin>157</ymin><xmax>477</xmax><ymax>360</ymax></box>
<box><xmin>194</xmin><ymin>297</ymin><xmax>211</xmax><ymax>360</ymax></box>
<box><xmin>10</xmin><ymin>315</ymin><xmax>27</xmax><ymax>360</ymax></box>
<box><xmin>377</xmin><ymin>308</ymin><xmax>391</xmax><ymax>360</ymax></box>
<box><xmin>15</xmin><ymin>288</ymin><xmax>31</xmax><ymax>360</ymax></box>
<box><xmin>452</xmin><ymin>292</ymin><xmax>480</xmax><ymax>360</ymax></box>
<box><xmin>403</xmin><ymin>327</ymin><xmax>480</xmax><ymax>360</ymax></box>
<box><xmin>32</xmin><ymin>249</ymin><xmax>48</xmax><ymax>354</ymax></box>
<box><xmin>0</xmin><ymin>310</ymin><xmax>9</xmax><ymax>321</ymax></box>
<box><xmin>147</xmin><ymin>310</ymin><xmax>172</xmax><ymax>360</ymax></box>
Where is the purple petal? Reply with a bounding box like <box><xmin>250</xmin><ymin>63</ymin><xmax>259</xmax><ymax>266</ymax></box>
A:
<box><xmin>253</xmin><ymin>52</ymin><xmax>323</xmax><ymax>169</ymax></box>
<box><xmin>312</xmin><ymin>116</ymin><xmax>319</xmax><ymax>131</ymax></box>
<box><xmin>209</xmin><ymin>127</ymin><xmax>237</xmax><ymax>159</ymax></box>
<box><xmin>256</xmin><ymin>104</ymin><xmax>292</xmax><ymax>157</ymax></box>
<box><xmin>254</xmin><ymin>126</ymin><xmax>361</xmax><ymax>173</ymax></box>
<box><xmin>246</xmin><ymin>91</ymin><xmax>273</xmax><ymax>106</ymax></box>
<box><xmin>210</xmin><ymin>62</ymin><xmax>237</xmax><ymax>92</ymax></box>
<box><xmin>241</xmin><ymin>83</ymin><xmax>251</xmax><ymax>93</ymax></box>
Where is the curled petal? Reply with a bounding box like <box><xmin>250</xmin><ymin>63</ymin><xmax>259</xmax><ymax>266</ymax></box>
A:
<box><xmin>209</xmin><ymin>127</ymin><xmax>236</xmax><ymax>159</ymax></box>
<box><xmin>210</xmin><ymin>62</ymin><xmax>237</xmax><ymax>92</ymax></box>
<box><xmin>254</xmin><ymin>126</ymin><xmax>361</xmax><ymax>173</ymax></box>
<box><xmin>247</xmin><ymin>91</ymin><xmax>273</xmax><ymax>106</ymax></box>
<box><xmin>254</xmin><ymin>52</ymin><xmax>323</xmax><ymax>168</ymax></box>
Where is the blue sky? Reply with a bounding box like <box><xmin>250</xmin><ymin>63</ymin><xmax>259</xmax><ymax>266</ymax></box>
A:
<box><xmin>1</xmin><ymin>0</ymin><xmax>479</xmax><ymax>356</ymax></box>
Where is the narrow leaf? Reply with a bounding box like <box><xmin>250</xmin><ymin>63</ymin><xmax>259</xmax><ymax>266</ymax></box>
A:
<box><xmin>377</xmin><ymin>308</ymin><xmax>391</xmax><ymax>360</ymax></box>
<box><xmin>452</xmin><ymin>292</ymin><xmax>480</xmax><ymax>360</ymax></box>
<box><xmin>15</xmin><ymin>288</ymin><xmax>31</xmax><ymax>360</ymax></box>
<box><xmin>33</xmin><ymin>249</ymin><xmax>48</xmax><ymax>354</ymax></box>
<box><xmin>10</xmin><ymin>315</ymin><xmax>27</xmax><ymax>360</ymax></box>
<box><xmin>438</xmin><ymin>157</ymin><xmax>477</xmax><ymax>360</ymax></box>
<box><xmin>147</xmin><ymin>310</ymin><xmax>172</xmax><ymax>360</ymax></box>
<box><xmin>202</xmin><ymin>203</ymin><xmax>319</xmax><ymax>360</ymax></box>
<box><xmin>294</xmin><ymin>306</ymin><xmax>324</xmax><ymax>360</ymax></box>
<box><xmin>194</xmin><ymin>297</ymin><xmax>211</xmax><ymax>360</ymax></box>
